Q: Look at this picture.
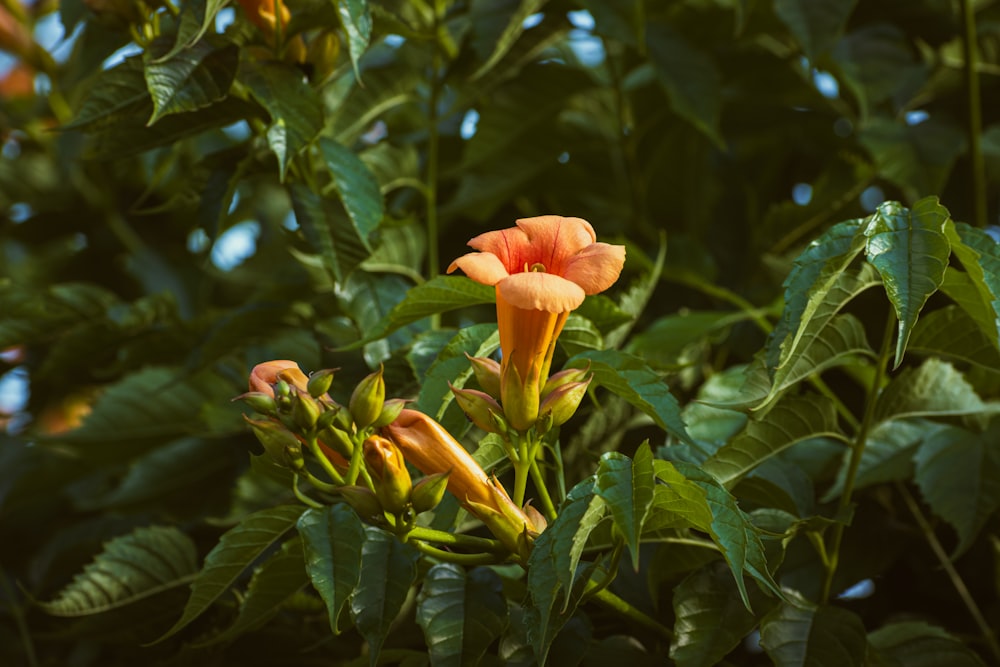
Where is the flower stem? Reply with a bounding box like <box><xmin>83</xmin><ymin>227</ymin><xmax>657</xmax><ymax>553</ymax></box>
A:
<box><xmin>306</xmin><ymin>437</ymin><xmax>345</xmax><ymax>486</ymax></box>
<box><xmin>588</xmin><ymin>585</ymin><xmax>673</xmax><ymax>641</ymax></box>
<box><xmin>529</xmin><ymin>458</ymin><xmax>557</xmax><ymax>521</ymax></box>
<box><xmin>821</xmin><ymin>309</ymin><xmax>894</xmax><ymax>603</ymax></box>
<box><xmin>896</xmin><ymin>482</ymin><xmax>1000</xmax><ymax>662</ymax></box>
<box><xmin>960</xmin><ymin>0</ymin><xmax>987</xmax><ymax>229</ymax></box>
<box><xmin>409</xmin><ymin>540</ymin><xmax>510</xmax><ymax>566</ymax></box>
<box><xmin>408</xmin><ymin>526</ymin><xmax>507</xmax><ymax>553</ymax></box>
<box><xmin>292</xmin><ymin>475</ymin><xmax>324</xmax><ymax>509</ymax></box>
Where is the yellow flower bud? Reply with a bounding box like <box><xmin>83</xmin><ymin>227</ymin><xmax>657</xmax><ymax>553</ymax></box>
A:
<box><xmin>350</xmin><ymin>366</ymin><xmax>386</xmax><ymax>430</ymax></box>
<box><xmin>537</xmin><ymin>377</ymin><xmax>591</xmax><ymax>428</ymax></box>
<box><xmin>307</xmin><ymin>369</ymin><xmax>336</xmax><ymax>398</ymax></box>
<box><xmin>411</xmin><ymin>472</ymin><xmax>450</xmax><ymax>514</ymax></box>
<box><xmin>363</xmin><ymin>435</ymin><xmax>412</xmax><ymax>514</ymax></box>
<box><xmin>450</xmin><ymin>384</ymin><xmax>504</xmax><ymax>434</ymax></box>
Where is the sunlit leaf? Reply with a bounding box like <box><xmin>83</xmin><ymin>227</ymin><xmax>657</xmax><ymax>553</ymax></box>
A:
<box><xmin>155</xmin><ymin>505</ymin><xmax>305</xmax><ymax>642</ymax></box>
<box><xmin>42</xmin><ymin>526</ymin><xmax>198</xmax><ymax>616</ymax></box>
<box><xmin>298</xmin><ymin>504</ymin><xmax>365</xmax><ymax>634</ymax></box>
<box><xmin>596</xmin><ymin>443</ymin><xmax>655</xmax><ymax>569</ymax></box>
<box><xmin>320</xmin><ymin>138</ymin><xmax>384</xmax><ymax>245</ymax></box>
<box><xmin>862</xmin><ymin>197</ymin><xmax>951</xmax><ymax>367</ymax></box>
<box><xmin>759</xmin><ymin>594</ymin><xmax>867</xmax><ymax>667</ymax></box>
<box><xmin>144</xmin><ymin>39</ymin><xmax>238</xmax><ymax>124</ymax></box>
<box><xmin>338</xmin><ymin>0</ymin><xmax>372</xmax><ymax>79</ymax></box>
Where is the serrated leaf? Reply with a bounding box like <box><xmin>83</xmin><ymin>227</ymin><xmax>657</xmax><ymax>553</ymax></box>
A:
<box><xmin>241</xmin><ymin>61</ymin><xmax>323</xmax><ymax>181</ymax></box>
<box><xmin>914</xmin><ymin>419</ymin><xmax>1000</xmax><ymax>557</ymax></box>
<box><xmin>156</xmin><ymin>505</ymin><xmax>305</xmax><ymax>642</ymax></box>
<box><xmin>144</xmin><ymin>39</ymin><xmax>238</xmax><ymax>124</ymax></box>
<box><xmin>939</xmin><ymin>267</ymin><xmax>999</xmax><ymax>346</ymax></box>
<box><xmin>414</xmin><ymin>325</ymin><xmax>499</xmax><ymax>432</ymax></box>
<box><xmin>703</xmin><ymin>395</ymin><xmax>841</xmax><ymax>488</ymax></box>
<box><xmin>759</xmin><ymin>595</ymin><xmax>867</xmax><ymax>667</ymax></box>
<box><xmin>338</xmin><ymin>0</ymin><xmax>372</xmax><ymax>79</ymax></box>
<box><xmin>42</xmin><ymin>526</ymin><xmax>198</xmax><ymax>617</ymax></box>
<box><xmin>670</xmin><ymin>563</ymin><xmax>760</xmax><ymax>667</ymax></box>
<box><xmin>874</xmin><ymin>357</ymin><xmax>998</xmax><ymax>425</ymax></box>
<box><xmin>868</xmin><ymin>621</ymin><xmax>986</xmax><ymax>666</ymax></box>
<box><xmin>559</xmin><ymin>314</ymin><xmax>603</xmax><ymax>356</ymax></box>
<box><xmin>908</xmin><ymin>306</ymin><xmax>1000</xmax><ymax>375</ymax></box>
<box><xmin>471</xmin><ymin>0</ymin><xmax>548</xmax><ymax>80</ymax></box>
<box><xmin>350</xmin><ymin>526</ymin><xmax>419</xmax><ymax>665</ymax></box>
<box><xmin>596</xmin><ymin>444</ymin><xmax>655</xmax><ymax>569</ymax></box>
<box><xmin>320</xmin><ymin>138</ymin><xmax>384</xmax><ymax>244</ymax></box>
<box><xmin>567</xmin><ymin>349</ymin><xmax>693</xmax><ymax>445</ymax></box>
<box><xmin>63</xmin><ymin>56</ymin><xmax>149</xmax><ymax>130</ymax></box>
<box><xmin>863</xmin><ymin>198</ymin><xmax>951</xmax><ymax>366</ymax></box>
<box><xmin>947</xmin><ymin>221</ymin><xmax>1000</xmax><ymax>347</ymax></box>
<box><xmin>774</xmin><ymin>0</ymin><xmax>857</xmax><ymax>59</ymax></box>
<box><xmin>298</xmin><ymin>504</ymin><xmax>365</xmax><ymax>634</ymax></box>
<box><xmin>646</xmin><ymin>21</ymin><xmax>724</xmax><ymax>148</ymax></box>
<box><xmin>347</xmin><ymin>276</ymin><xmax>496</xmax><ymax>348</ymax></box>
<box><xmin>153</xmin><ymin>0</ymin><xmax>229</xmax><ymax>63</ymax></box>
<box><xmin>415</xmin><ymin>564</ymin><xmax>508</xmax><ymax>667</ymax></box>
<box><xmin>289</xmin><ymin>182</ymin><xmax>370</xmax><ymax>284</ymax></box>
<box><xmin>202</xmin><ymin>536</ymin><xmax>308</xmax><ymax>645</ymax></box>
<box><xmin>656</xmin><ymin>461</ymin><xmax>782</xmax><ymax>606</ymax></box>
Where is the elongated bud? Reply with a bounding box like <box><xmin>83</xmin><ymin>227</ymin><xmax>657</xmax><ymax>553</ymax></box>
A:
<box><xmin>541</xmin><ymin>363</ymin><xmax>591</xmax><ymax>399</ymax></box>
<box><xmin>307</xmin><ymin>29</ymin><xmax>340</xmax><ymax>81</ymax></box>
<box><xmin>339</xmin><ymin>486</ymin><xmax>384</xmax><ymax>523</ymax></box>
<box><xmin>537</xmin><ymin>378</ymin><xmax>591</xmax><ymax>428</ymax></box>
<box><xmin>450</xmin><ymin>384</ymin><xmax>504</xmax><ymax>434</ymax></box>
<box><xmin>363</xmin><ymin>435</ymin><xmax>412</xmax><ymax>514</ymax></box>
<box><xmin>316</xmin><ymin>405</ymin><xmax>343</xmax><ymax>432</ymax></box>
<box><xmin>466</xmin><ymin>354</ymin><xmax>502</xmax><ymax>399</ymax></box>
<box><xmin>236</xmin><ymin>391</ymin><xmax>277</xmax><ymax>415</ymax></box>
<box><xmin>466</xmin><ymin>478</ymin><xmax>540</xmax><ymax>561</ymax></box>
<box><xmin>318</xmin><ymin>425</ymin><xmax>354</xmax><ymax>459</ymax></box>
<box><xmin>350</xmin><ymin>366</ymin><xmax>385</xmax><ymax>430</ymax></box>
<box><xmin>245</xmin><ymin>416</ymin><xmax>302</xmax><ymax>469</ymax></box>
<box><xmin>292</xmin><ymin>391</ymin><xmax>322</xmax><ymax>432</ymax></box>
<box><xmin>411</xmin><ymin>472</ymin><xmax>450</xmax><ymax>513</ymax></box>
<box><xmin>372</xmin><ymin>398</ymin><xmax>407</xmax><ymax>429</ymax></box>
<box><xmin>307</xmin><ymin>369</ymin><xmax>336</xmax><ymax>398</ymax></box>
<box><xmin>274</xmin><ymin>379</ymin><xmax>291</xmax><ymax>399</ymax></box>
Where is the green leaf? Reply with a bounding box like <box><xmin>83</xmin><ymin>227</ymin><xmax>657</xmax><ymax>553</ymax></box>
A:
<box><xmin>298</xmin><ymin>504</ymin><xmax>365</xmax><ymax>634</ymax></box>
<box><xmin>471</xmin><ymin>0</ymin><xmax>548</xmax><ymax>80</ymax></box>
<box><xmin>559</xmin><ymin>314</ymin><xmax>603</xmax><ymax>356</ymax></box>
<box><xmin>703</xmin><ymin>395</ymin><xmax>841</xmax><ymax>488</ymax></box>
<box><xmin>338</xmin><ymin>272</ymin><xmax>422</xmax><ymax>364</ymax></box>
<box><xmin>64</xmin><ymin>56</ymin><xmax>149</xmax><ymax>130</ymax></box>
<box><xmin>822</xmin><ymin>419</ymin><xmax>927</xmax><ymax>502</ymax></box>
<box><xmin>627</xmin><ymin>310</ymin><xmax>758</xmax><ymax>370</ymax></box>
<box><xmin>908</xmin><ymin>306</ymin><xmax>1000</xmax><ymax>375</ymax></box>
<box><xmin>938</xmin><ymin>267</ymin><xmax>999</xmax><ymax>347</ymax></box>
<box><xmin>144</xmin><ymin>39</ymin><xmax>238</xmax><ymax>124</ymax></box>
<box><xmin>203</xmin><ymin>536</ymin><xmax>308</xmax><ymax>645</ymax></box>
<box><xmin>320</xmin><ymin>137</ymin><xmax>384</xmax><ymax>245</ymax></box>
<box><xmin>331</xmin><ymin>61</ymin><xmax>421</xmax><ymax>144</ymax></box>
<box><xmin>759</xmin><ymin>595</ymin><xmax>867</xmax><ymax>667</ymax></box>
<box><xmin>156</xmin><ymin>505</ymin><xmax>306</xmax><ymax>642</ymax></box>
<box><xmin>338</xmin><ymin>0</ymin><xmax>372</xmax><ymax>79</ymax></box>
<box><xmin>874</xmin><ymin>357</ymin><xmax>998</xmax><ymax>426</ymax></box>
<box><xmin>567</xmin><ymin>349</ymin><xmax>694</xmax><ymax>445</ymax></box>
<box><xmin>154</xmin><ymin>0</ymin><xmax>229</xmax><ymax>62</ymax></box>
<box><xmin>289</xmin><ymin>183</ymin><xmax>370</xmax><ymax>284</ymax></box>
<box><xmin>596</xmin><ymin>443</ymin><xmax>655</xmax><ymax>569</ymax></box>
<box><xmin>868</xmin><ymin>621</ymin><xmax>987</xmax><ymax>667</ymax></box>
<box><xmin>350</xmin><ymin>526</ymin><xmax>419</xmax><ymax>665</ymax></box>
<box><xmin>947</xmin><ymin>221</ymin><xmax>1000</xmax><ymax>346</ymax></box>
<box><xmin>646</xmin><ymin>21</ymin><xmax>724</xmax><ymax>148</ymax></box>
<box><xmin>656</xmin><ymin>461</ymin><xmax>782</xmax><ymax>606</ymax></box>
<box><xmin>415</xmin><ymin>564</ymin><xmax>509</xmax><ymax>667</ymax></box>
<box><xmin>862</xmin><ymin>197</ymin><xmax>952</xmax><ymax>367</ymax></box>
<box><xmin>774</xmin><ymin>0</ymin><xmax>857</xmax><ymax>59</ymax></box>
<box><xmin>348</xmin><ymin>276</ymin><xmax>495</xmax><ymax>347</ymax></box>
<box><xmin>670</xmin><ymin>563</ymin><xmax>760</xmax><ymax>667</ymax></box>
<box><xmin>41</xmin><ymin>526</ymin><xmax>198</xmax><ymax>616</ymax></box>
<box><xmin>241</xmin><ymin>61</ymin><xmax>323</xmax><ymax>181</ymax></box>
<box><xmin>859</xmin><ymin>118</ymin><xmax>966</xmax><ymax>202</ymax></box>
<box><xmin>914</xmin><ymin>419</ymin><xmax>1000</xmax><ymax>556</ymax></box>
<box><xmin>414</xmin><ymin>325</ymin><xmax>499</xmax><ymax>432</ymax></box>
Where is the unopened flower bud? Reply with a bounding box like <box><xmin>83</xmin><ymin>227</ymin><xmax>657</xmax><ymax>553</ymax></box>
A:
<box><xmin>292</xmin><ymin>391</ymin><xmax>322</xmax><ymax>432</ymax></box>
<box><xmin>245</xmin><ymin>415</ymin><xmax>303</xmax><ymax>469</ymax></box>
<box><xmin>541</xmin><ymin>363</ymin><xmax>591</xmax><ymax>399</ymax></box>
<box><xmin>363</xmin><ymin>435</ymin><xmax>411</xmax><ymax>514</ymax></box>
<box><xmin>307</xmin><ymin>369</ymin><xmax>336</xmax><ymax>398</ymax></box>
<box><xmin>466</xmin><ymin>354</ymin><xmax>502</xmax><ymax>399</ymax></box>
<box><xmin>236</xmin><ymin>391</ymin><xmax>277</xmax><ymax>415</ymax></box>
<box><xmin>410</xmin><ymin>471</ymin><xmax>450</xmax><ymax>514</ymax></box>
<box><xmin>316</xmin><ymin>405</ymin><xmax>342</xmax><ymax>431</ymax></box>
<box><xmin>338</xmin><ymin>485</ymin><xmax>384</xmax><ymax>522</ymax></box>
<box><xmin>306</xmin><ymin>29</ymin><xmax>340</xmax><ymax>82</ymax></box>
<box><xmin>538</xmin><ymin>378</ymin><xmax>591</xmax><ymax>428</ymax></box>
<box><xmin>372</xmin><ymin>398</ymin><xmax>407</xmax><ymax>429</ymax></box>
<box><xmin>319</xmin><ymin>425</ymin><xmax>355</xmax><ymax>459</ymax></box>
<box><xmin>274</xmin><ymin>379</ymin><xmax>291</xmax><ymax>399</ymax></box>
<box><xmin>350</xmin><ymin>366</ymin><xmax>385</xmax><ymax>430</ymax></box>
<box><xmin>450</xmin><ymin>384</ymin><xmax>504</xmax><ymax>434</ymax></box>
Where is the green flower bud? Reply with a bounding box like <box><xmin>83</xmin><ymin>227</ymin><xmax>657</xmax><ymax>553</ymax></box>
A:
<box><xmin>316</xmin><ymin>404</ymin><xmax>342</xmax><ymax>432</ymax></box>
<box><xmin>410</xmin><ymin>471</ymin><xmax>450</xmax><ymax>514</ymax></box>
<box><xmin>245</xmin><ymin>416</ymin><xmax>303</xmax><ymax>469</ymax></box>
<box><xmin>371</xmin><ymin>398</ymin><xmax>407</xmax><ymax>429</ymax></box>
<box><xmin>466</xmin><ymin>354</ymin><xmax>502</xmax><ymax>399</ymax></box>
<box><xmin>307</xmin><ymin>368</ymin><xmax>336</xmax><ymax>398</ymax></box>
<box><xmin>363</xmin><ymin>435</ymin><xmax>412</xmax><ymax>514</ymax></box>
<box><xmin>450</xmin><ymin>384</ymin><xmax>504</xmax><ymax>434</ymax></box>
<box><xmin>274</xmin><ymin>379</ymin><xmax>291</xmax><ymax>399</ymax></box>
<box><xmin>338</xmin><ymin>486</ymin><xmax>384</xmax><ymax>523</ymax></box>
<box><xmin>292</xmin><ymin>391</ymin><xmax>322</xmax><ymax>432</ymax></box>
<box><xmin>541</xmin><ymin>363</ymin><xmax>591</xmax><ymax>399</ymax></box>
<box><xmin>350</xmin><ymin>366</ymin><xmax>385</xmax><ymax>430</ymax></box>
<box><xmin>236</xmin><ymin>391</ymin><xmax>277</xmax><ymax>415</ymax></box>
<box><xmin>538</xmin><ymin>378</ymin><xmax>591</xmax><ymax>428</ymax></box>
<box><xmin>319</xmin><ymin>425</ymin><xmax>355</xmax><ymax>459</ymax></box>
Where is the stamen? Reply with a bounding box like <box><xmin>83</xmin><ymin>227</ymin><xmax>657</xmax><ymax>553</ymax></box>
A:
<box><xmin>530</xmin><ymin>262</ymin><xmax>546</xmax><ymax>273</ymax></box>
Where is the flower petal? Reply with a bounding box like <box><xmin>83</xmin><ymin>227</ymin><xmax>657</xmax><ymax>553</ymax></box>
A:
<box><xmin>249</xmin><ymin>360</ymin><xmax>306</xmax><ymax>395</ymax></box>
<box><xmin>466</xmin><ymin>226</ymin><xmax>530</xmax><ymax>274</ymax></box>
<box><xmin>561</xmin><ymin>241</ymin><xmax>626</xmax><ymax>294</ymax></box>
<box><xmin>447</xmin><ymin>251</ymin><xmax>510</xmax><ymax>285</ymax></box>
<box><xmin>515</xmin><ymin>216</ymin><xmax>596</xmax><ymax>274</ymax></box>
<box><xmin>497</xmin><ymin>272</ymin><xmax>585</xmax><ymax>312</ymax></box>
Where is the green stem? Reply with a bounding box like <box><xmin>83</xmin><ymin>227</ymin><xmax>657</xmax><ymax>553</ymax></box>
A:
<box><xmin>582</xmin><ymin>541</ymin><xmax>623</xmax><ymax>602</ymax></box>
<box><xmin>528</xmin><ymin>458</ymin><xmax>557</xmax><ymax>521</ymax></box>
<box><xmin>409</xmin><ymin>540</ymin><xmax>509</xmax><ymax>565</ymax></box>
<box><xmin>821</xmin><ymin>309</ymin><xmax>895</xmax><ymax>603</ymax></box>
<box><xmin>306</xmin><ymin>437</ymin><xmax>346</xmax><ymax>486</ymax></box>
<box><xmin>512</xmin><ymin>434</ymin><xmax>531</xmax><ymax>507</ymax></box>
<box><xmin>960</xmin><ymin>0</ymin><xmax>987</xmax><ymax>229</ymax></box>
<box><xmin>345</xmin><ymin>433</ymin><xmax>365</xmax><ymax>485</ymax></box>
<box><xmin>408</xmin><ymin>526</ymin><xmax>507</xmax><ymax>552</ymax></box>
<box><xmin>670</xmin><ymin>275</ymin><xmax>773</xmax><ymax>335</ymax></box>
<box><xmin>292</xmin><ymin>475</ymin><xmax>324</xmax><ymax>508</ymax></box>
<box><xmin>896</xmin><ymin>482</ymin><xmax>1000</xmax><ymax>662</ymax></box>
<box><xmin>0</xmin><ymin>572</ymin><xmax>37</xmax><ymax>667</ymax></box>
<box><xmin>425</xmin><ymin>5</ymin><xmax>442</xmax><ymax>330</ymax></box>
<box><xmin>301</xmin><ymin>470</ymin><xmax>339</xmax><ymax>495</ymax></box>
<box><xmin>588</xmin><ymin>585</ymin><xmax>673</xmax><ymax>641</ymax></box>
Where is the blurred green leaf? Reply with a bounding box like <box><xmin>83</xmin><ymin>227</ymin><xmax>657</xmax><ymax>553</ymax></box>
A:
<box><xmin>859</xmin><ymin>120</ymin><xmax>966</xmax><ymax>202</ymax></box>
<box><xmin>471</xmin><ymin>0</ymin><xmax>548</xmax><ymax>80</ymax></box>
<box><xmin>416</xmin><ymin>564</ymin><xmax>509</xmax><ymax>667</ymax></box>
<box><xmin>867</xmin><ymin>621</ymin><xmax>987</xmax><ymax>666</ymax></box>
<box><xmin>298</xmin><ymin>504</ymin><xmax>365</xmax><ymax>634</ymax></box>
<box><xmin>908</xmin><ymin>306</ymin><xmax>1000</xmax><ymax>375</ymax></box>
<box><xmin>42</xmin><ymin>526</ymin><xmax>198</xmax><ymax>616</ymax></box>
<box><xmin>289</xmin><ymin>182</ymin><xmax>370</xmax><ymax>284</ymax></box>
<box><xmin>63</xmin><ymin>56</ymin><xmax>149</xmax><ymax>130</ymax></box>
<box><xmin>338</xmin><ymin>0</ymin><xmax>372</xmax><ymax>79</ymax></box>
<box><xmin>823</xmin><ymin>419</ymin><xmax>927</xmax><ymax>502</ymax></box>
<box><xmin>596</xmin><ymin>444</ymin><xmax>655</xmax><ymax>569</ymax></box>
<box><xmin>144</xmin><ymin>39</ymin><xmax>238</xmax><ymax>124</ymax></box>
<box><xmin>320</xmin><ymin>137</ymin><xmax>384</xmax><ymax>245</ymax></box>
<box><xmin>156</xmin><ymin>505</ymin><xmax>305</xmax><ymax>642</ymax></box>
<box><xmin>331</xmin><ymin>61</ymin><xmax>421</xmax><ymax>143</ymax></box>
<box><xmin>759</xmin><ymin>595</ymin><xmax>867</xmax><ymax>667</ymax></box>
<box><xmin>413</xmin><ymin>324</ymin><xmax>499</xmax><ymax>431</ymax></box>
<box><xmin>875</xmin><ymin>358</ymin><xmax>998</xmax><ymax>425</ymax></box>
<box><xmin>775</xmin><ymin>0</ymin><xmax>857</xmax><ymax>60</ymax></box>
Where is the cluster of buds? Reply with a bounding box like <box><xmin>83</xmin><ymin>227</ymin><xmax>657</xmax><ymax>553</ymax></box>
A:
<box><xmin>452</xmin><ymin>355</ymin><xmax>592</xmax><ymax>437</ymax></box>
